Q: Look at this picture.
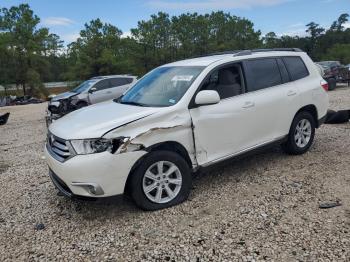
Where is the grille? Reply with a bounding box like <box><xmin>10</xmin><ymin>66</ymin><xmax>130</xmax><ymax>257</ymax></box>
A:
<box><xmin>47</xmin><ymin>133</ymin><xmax>74</xmax><ymax>162</ymax></box>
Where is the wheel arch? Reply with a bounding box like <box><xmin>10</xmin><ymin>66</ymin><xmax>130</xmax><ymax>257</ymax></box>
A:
<box><xmin>295</xmin><ymin>104</ymin><xmax>319</xmax><ymax>127</ymax></box>
<box><xmin>124</xmin><ymin>141</ymin><xmax>193</xmax><ymax>194</ymax></box>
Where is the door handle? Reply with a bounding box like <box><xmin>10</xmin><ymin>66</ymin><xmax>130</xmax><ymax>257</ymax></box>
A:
<box><xmin>287</xmin><ymin>90</ymin><xmax>297</xmax><ymax>96</ymax></box>
<box><xmin>242</xmin><ymin>101</ymin><xmax>255</xmax><ymax>109</ymax></box>
<box><xmin>106</xmin><ymin>91</ymin><xmax>112</xmax><ymax>94</ymax></box>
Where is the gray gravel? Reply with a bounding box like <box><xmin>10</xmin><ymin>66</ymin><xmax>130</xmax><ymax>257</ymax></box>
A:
<box><xmin>0</xmin><ymin>87</ymin><xmax>350</xmax><ymax>261</ymax></box>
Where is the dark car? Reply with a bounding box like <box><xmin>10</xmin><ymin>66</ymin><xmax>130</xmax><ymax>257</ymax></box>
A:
<box><xmin>316</xmin><ymin>61</ymin><xmax>344</xmax><ymax>90</ymax></box>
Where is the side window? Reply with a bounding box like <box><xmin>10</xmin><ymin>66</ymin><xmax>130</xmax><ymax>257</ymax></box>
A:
<box><xmin>110</xmin><ymin>78</ymin><xmax>134</xmax><ymax>87</ymax></box>
<box><xmin>93</xmin><ymin>79</ymin><xmax>110</xmax><ymax>91</ymax></box>
<box><xmin>244</xmin><ymin>58</ymin><xmax>282</xmax><ymax>92</ymax></box>
<box><xmin>123</xmin><ymin>78</ymin><xmax>133</xmax><ymax>84</ymax></box>
<box><xmin>201</xmin><ymin>64</ymin><xmax>244</xmax><ymax>100</ymax></box>
<box><xmin>277</xmin><ymin>58</ymin><xmax>290</xmax><ymax>83</ymax></box>
<box><xmin>283</xmin><ymin>57</ymin><xmax>309</xmax><ymax>81</ymax></box>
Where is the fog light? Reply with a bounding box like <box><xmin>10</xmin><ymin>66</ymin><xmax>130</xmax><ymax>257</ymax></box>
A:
<box><xmin>71</xmin><ymin>182</ymin><xmax>104</xmax><ymax>195</ymax></box>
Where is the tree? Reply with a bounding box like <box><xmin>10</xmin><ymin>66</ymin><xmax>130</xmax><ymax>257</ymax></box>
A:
<box><xmin>67</xmin><ymin>19</ymin><xmax>126</xmax><ymax>80</ymax></box>
<box><xmin>322</xmin><ymin>44</ymin><xmax>350</xmax><ymax>64</ymax></box>
<box><xmin>263</xmin><ymin>32</ymin><xmax>279</xmax><ymax>48</ymax></box>
<box><xmin>0</xmin><ymin>4</ymin><xmax>63</xmax><ymax>95</ymax></box>
<box><xmin>330</xmin><ymin>13</ymin><xmax>349</xmax><ymax>31</ymax></box>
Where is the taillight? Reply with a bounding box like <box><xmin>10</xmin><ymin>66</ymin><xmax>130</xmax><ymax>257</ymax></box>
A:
<box><xmin>321</xmin><ymin>80</ymin><xmax>328</xmax><ymax>91</ymax></box>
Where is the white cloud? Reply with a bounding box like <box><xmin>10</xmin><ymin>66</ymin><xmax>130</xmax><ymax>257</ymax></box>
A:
<box><xmin>42</xmin><ymin>17</ymin><xmax>75</xmax><ymax>26</ymax></box>
<box><xmin>61</xmin><ymin>32</ymin><xmax>80</xmax><ymax>44</ymax></box>
<box><xmin>277</xmin><ymin>23</ymin><xmax>307</xmax><ymax>37</ymax></box>
<box><xmin>121</xmin><ymin>31</ymin><xmax>132</xmax><ymax>38</ymax></box>
<box><xmin>147</xmin><ymin>0</ymin><xmax>289</xmax><ymax>10</ymax></box>
<box><xmin>344</xmin><ymin>22</ymin><xmax>350</xmax><ymax>29</ymax></box>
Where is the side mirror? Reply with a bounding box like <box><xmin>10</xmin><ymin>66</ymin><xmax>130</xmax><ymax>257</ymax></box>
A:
<box><xmin>89</xmin><ymin>87</ymin><xmax>97</xmax><ymax>93</ymax></box>
<box><xmin>195</xmin><ymin>90</ymin><xmax>220</xmax><ymax>106</ymax></box>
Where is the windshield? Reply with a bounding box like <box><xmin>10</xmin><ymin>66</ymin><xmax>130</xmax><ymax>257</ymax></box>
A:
<box><xmin>118</xmin><ymin>66</ymin><xmax>204</xmax><ymax>107</ymax></box>
<box><xmin>71</xmin><ymin>80</ymin><xmax>97</xmax><ymax>93</ymax></box>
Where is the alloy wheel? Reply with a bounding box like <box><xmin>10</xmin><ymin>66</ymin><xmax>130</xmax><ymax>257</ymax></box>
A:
<box><xmin>142</xmin><ymin>161</ymin><xmax>182</xmax><ymax>204</ymax></box>
<box><xmin>294</xmin><ymin>119</ymin><xmax>312</xmax><ymax>148</ymax></box>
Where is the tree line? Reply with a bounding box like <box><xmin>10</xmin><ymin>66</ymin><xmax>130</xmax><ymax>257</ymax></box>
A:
<box><xmin>0</xmin><ymin>4</ymin><xmax>349</xmax><ymax>96</ymax></box>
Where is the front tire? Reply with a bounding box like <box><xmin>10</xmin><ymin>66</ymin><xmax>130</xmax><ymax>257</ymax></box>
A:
<box><xmin>282</xmin><ymin>111</ymin><xmax>316</xmax><ymax>155</ymax></box>
<box><xmin>130</xmin><ymin>151</ymin><xmax>192</xmax><ymax>211</ymax></box>
<box><xmin>76</xmin><ymin>101</ymin><xmax>88</xmax><ymax>109</ymax></box>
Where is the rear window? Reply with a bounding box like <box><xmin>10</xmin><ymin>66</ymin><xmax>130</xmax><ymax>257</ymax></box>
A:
<box><xmin>283</xmin><ymin>57</ymin><xmax>309</xmax><ymax>81</ymax></box>
<box><xmin>244</xmin><ymin>58</ymin><xmax>282</xmax><ymax>92</ymax></box>
<box><xmin>110</xmin><ymin>78</ymin><xmax>133</xmax><ymax>86</ymax></box>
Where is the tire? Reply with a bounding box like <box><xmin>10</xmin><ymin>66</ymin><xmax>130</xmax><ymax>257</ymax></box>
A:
<box><xmin>282</xmin><ymin>111</ymin><xmax>316</xmax><ymax>155</ymax></box>
<box><xmin>76</xmin><ymin>101</ymin><xmax>88</xmax><ymax>109</ymax></box>
<box><xmin>130</xmin><ymin>151</ymin><xmax>192</xmax><ymax>211</ymax></box>
<box><xmin>327</xmin><ymin>78</ymin><xmax>337</xmax><ymax>91</ymax></box>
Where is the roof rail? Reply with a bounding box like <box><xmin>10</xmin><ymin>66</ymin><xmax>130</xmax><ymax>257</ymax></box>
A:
<box><xmin>192</xmin><ymin>48</ymin><xmax>303</xmax><ymax>59</ymax></box>
<box><xmin>253</xmin><ymin>48</ymin><xmax>303</xmax><ymax>52</ymax></box>
<box><xmin>234</xmin><ymin>48</ymin><xmax>303</xmax><ymax>56</ymax></box>
<box><xmin>194</xmin><ymin>50</ymin><xmax>241</xmax><ymax>58</ymax></box>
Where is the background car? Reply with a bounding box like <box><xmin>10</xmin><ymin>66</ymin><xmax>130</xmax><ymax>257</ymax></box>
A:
<box><xmin>47</xmin><ymin>75</ymin><xmax>137</xmax><ymax>124</ymax></box>
<box><xmin>316</xmin><ymin>61</ymin><xmax>344</xmax><ymax>90</ymax></box>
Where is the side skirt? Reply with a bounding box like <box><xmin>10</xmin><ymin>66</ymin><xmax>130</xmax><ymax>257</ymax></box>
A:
<box><xmin>195</xmin><ymin>136</ymin><xmax>288</xmax><ymax>173</ymax></box>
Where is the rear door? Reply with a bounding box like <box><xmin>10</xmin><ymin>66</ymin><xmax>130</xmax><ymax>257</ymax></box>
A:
<box><xmin>242</xmin><ymin>57</ymin><xmax>301</xmax><ymax>144</ymax></box>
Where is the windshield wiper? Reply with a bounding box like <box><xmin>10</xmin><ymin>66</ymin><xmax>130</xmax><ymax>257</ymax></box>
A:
<box><xmin>117</xmin><ymin>100</ymin><xmax>149</xmax><ymax>107</ymax></box>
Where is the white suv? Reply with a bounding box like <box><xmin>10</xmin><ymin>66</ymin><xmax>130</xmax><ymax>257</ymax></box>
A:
<box><xmin>45</xmin><ymin>48</ymin><xmax>329</xmax><ymax>210</ymax></box>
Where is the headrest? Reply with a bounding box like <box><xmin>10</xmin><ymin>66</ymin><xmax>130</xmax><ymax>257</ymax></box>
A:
<box><xmin>218</xmin><ymin>70</ymin><xmax>239</xmax><ymax>85</ymax></box>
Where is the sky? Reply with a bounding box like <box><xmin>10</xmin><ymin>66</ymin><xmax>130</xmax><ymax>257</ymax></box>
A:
<box><xmin>1</xmin><ymin>0</ymin><xmax>349</xmax><ymax>44</ymax></box>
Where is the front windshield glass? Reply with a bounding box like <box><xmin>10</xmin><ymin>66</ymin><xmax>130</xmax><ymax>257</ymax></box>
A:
<box><xmin>71</xmin><ymin>80</ymin><xmax>97</xmax><ymax>93</ymax></box>
<box><xmin>118</xmin><ymin>66</ymin><xmax>204</xmax><ymax>107</ymax></box>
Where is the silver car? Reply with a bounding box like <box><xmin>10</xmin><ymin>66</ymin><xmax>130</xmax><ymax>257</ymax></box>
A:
<box><xmin>47</xmin><ymin>75</ymin><xmax>137</xmax><ymax>125</ymax></box>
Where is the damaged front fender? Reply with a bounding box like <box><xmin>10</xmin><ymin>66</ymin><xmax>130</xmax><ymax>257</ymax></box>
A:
<box><xmin>104</xmin><ymin>110</ymin><xmax>197</xmax><ymax>168</ymax></box>
<box><xmin>115</xmin><ymin>125</ymin><xmax>184</xmax><ymax>154</ymax></box>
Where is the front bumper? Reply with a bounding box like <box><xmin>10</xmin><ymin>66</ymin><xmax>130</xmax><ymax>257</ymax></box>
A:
<box><xmin>45</xmin><ymin>145</ymin><xmax>146</xmax><ymax>198</ymax></box>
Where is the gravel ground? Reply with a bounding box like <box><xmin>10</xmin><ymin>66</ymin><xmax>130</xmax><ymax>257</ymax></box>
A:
<box><xmin>0</xmin><ymin>87</ymin><xmax>349</xmax><ymax>261</ymax></box>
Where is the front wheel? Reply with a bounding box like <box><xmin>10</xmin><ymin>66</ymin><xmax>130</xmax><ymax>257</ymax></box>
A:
<box><xmin>75</xmin><ymin>101</ymin><xmax>88</xmax><ymax>109</ymax></box>
<box><xmin>282</xmin><ymin>111</ymin><xmax>316</xmax><ymax>155</ymax></box>
<box><xmin>130</xmin><ymin>151</ymin><xmax>192</xmax><ymax>210</ymax></box>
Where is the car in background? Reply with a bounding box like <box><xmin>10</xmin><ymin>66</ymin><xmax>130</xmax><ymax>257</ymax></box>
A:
<box><xmin>316</xmin><ymin>61</ymin><xmax>343</xmax><ymax>90</ymax></box>
<box><xmin>47</xmin><ymin>75</ymin><xmax>137</xmax><ymax>125</ymax></box>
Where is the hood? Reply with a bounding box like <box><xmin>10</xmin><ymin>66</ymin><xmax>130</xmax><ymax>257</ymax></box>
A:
<box><xmin>49</xmin><ymin>101</ymin><xmax>158</xmax><ymax>139</ymax></box>
<box><xmin>51</xmin><ymin>91</ymin><xmax>77</xmax><ymax>101</ymax></box>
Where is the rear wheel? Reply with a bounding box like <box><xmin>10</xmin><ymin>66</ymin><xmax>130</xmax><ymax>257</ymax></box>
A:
<box><xmin>282</xmin><ymin>111</ymin><xmax>315</xmax><ymax>155</ymax></box>
<box><xmin>130</xmin><ymin>151</ymin><xmax>192</xmax><ymax>210</ymax></box>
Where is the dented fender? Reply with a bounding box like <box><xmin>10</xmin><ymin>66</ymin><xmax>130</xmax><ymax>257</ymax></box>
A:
<box><xmin>103</xmin><ymin>109</ymin><xmax>198</xmax><ymax>168</ymax></box>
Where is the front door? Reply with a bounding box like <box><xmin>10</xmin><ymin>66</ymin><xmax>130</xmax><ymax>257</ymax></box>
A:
<box><xmin>189</xmin><ymin>63</ymin><xmax>258</xmax><ymax>165</ymax></box>
<box><xmin>190</xmin><ymin>94</ymin><xmax>258</xmax><ymax>165</ymax></box>
<box><xmin>88</xmin><ymin>79</ymin><xmax>112</xmax><ymax>104</ymax></box>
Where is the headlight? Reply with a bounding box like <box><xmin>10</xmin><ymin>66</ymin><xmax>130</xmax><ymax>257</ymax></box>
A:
<box><xmin>70</xmin><ymin>138</ymin><xmax>117</xmax><ymax>155</ymax></box>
